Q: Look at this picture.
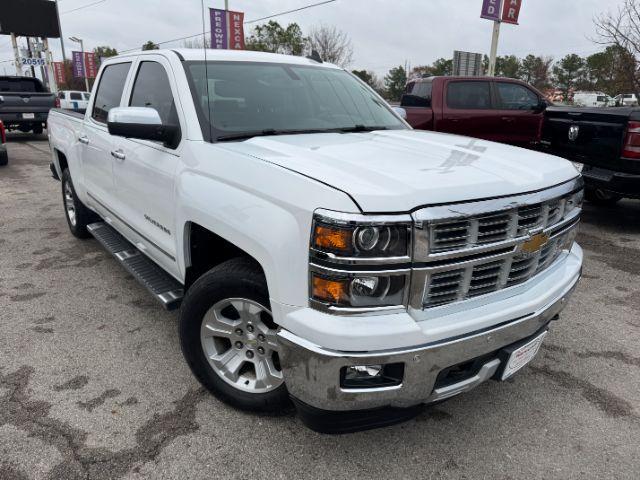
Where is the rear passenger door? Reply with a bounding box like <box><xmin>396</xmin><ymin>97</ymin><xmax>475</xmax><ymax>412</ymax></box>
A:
<box><xmin>493</xmin><ymin>81</ymin><xmax>543</xmax><ymax>146</ymax></box>
<box><xmin>111</xmin><ymin>56</ymin><xmax>182</xmax><ymax>276</ymax></box>
<box><xmin>439</xmin><ymin>80</ymin><xmax>500</xmax><ymax>141</ymax></box>
<box><xmin>80</xmin><ymin>61</ymin><xmax>131</xmax><ymax>212</ymax></box>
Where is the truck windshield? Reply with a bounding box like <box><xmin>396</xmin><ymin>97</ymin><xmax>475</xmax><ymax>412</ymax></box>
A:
<box><xmin>0</xmin><ymin>78</ymin><xmax>45</xmax><ymax>93</ymax></box>
<box><xmin>184</xmin><ymin>61</ymin><xmax>407</xmax><ymax>142</ymax></box>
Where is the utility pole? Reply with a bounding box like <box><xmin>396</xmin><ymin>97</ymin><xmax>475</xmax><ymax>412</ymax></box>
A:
<box><xmin>27</xmin><ymin>38</ymin><xmax>36</xmax><ymax>78</ymax></box>
<box><xmin>487</xmin><ymin>0</ymin><xmax>504</xmax><ymax>77</ymax></box>
<box><xmin>43</xmin><ymin>38</ymin><xmax>58</xmax><ymax>93</ymax></box>
<box><xmin>11</xmin><ymin>34</ymin><xmax>22</xmax><ymax>76</ymax></box>
<box><xmin>54</xmin><ymin>0</ymin><xmax>67</xmax><ymax>62</ymax></box>
<box><xmin>225</xmin><ymin>0</ymin><xmax>229</xmax><ymax>10</ymax></box>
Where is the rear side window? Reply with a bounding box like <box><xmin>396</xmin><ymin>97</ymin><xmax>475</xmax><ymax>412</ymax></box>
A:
<box><xmin>402</xmin><ymin>80</ymin><xmax>432</xmax><ymax>107</ymax></box>
<box><xmin>496</xmin><ymin>82</ymin><xmax>539</xmax><ymax>110</ymax></box>
<box><xmin>129</xmin><ymin>61</ymin><xmax>178</xmax><ymax>126</ymax></box>
<box><xmin>92</xmin><ymin>62</ymin><xmax>132</xmax><ymax>123</ymax></box>
<box><xmin>70</xmin><ymin>92</ymin><xmax>82</xmax><ymax>100</ymax></box>
<box><xmin>447</xmin><ymin>81</ymin><xmax>491</xmax><ymax>109</ymax></box>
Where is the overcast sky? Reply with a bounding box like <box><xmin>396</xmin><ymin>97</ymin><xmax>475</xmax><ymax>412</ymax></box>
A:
<box><xmin>0</xmin><ymin>0</ymin><xmax>628</xmax><ymax>77</ymax></box>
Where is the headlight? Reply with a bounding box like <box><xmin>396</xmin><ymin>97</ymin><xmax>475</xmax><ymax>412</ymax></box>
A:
<box><xmin>311</xmin><ymin>212</ymin><xmax>411</xmax><ymax>259</ymax></box>
<box><xmin>309</xmin><ymin>210</ymin><xmax>412</xmax><ymax>313</ymax></box>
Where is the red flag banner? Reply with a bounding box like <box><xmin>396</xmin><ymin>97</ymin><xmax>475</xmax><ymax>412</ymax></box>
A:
<box><xmin>228</xmin><ymin>10</ymin><xmax>245</xmax><ymax>50</ymax></box>
<box><xmin>84</xmin><ymin>52</ymin><xmax>98</xmax><ymax>78</ymax></box>
<box><xmin>502</xmin><ymin>0</ymin><xmax>523</xmax><ymax>25</ymax></box>
<box><xmin>53</xmin><ymin>61</ymin><xmax>66</xmax><ymax>85</ymax></box>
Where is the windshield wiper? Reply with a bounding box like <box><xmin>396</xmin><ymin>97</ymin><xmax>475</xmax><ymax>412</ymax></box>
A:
<box><xmin>338</xmin><ymin>125</ymin><xmax>391</xmax><ymax>133</ymax></box>
<box><xmin>216</xmin><ymin>126</ymin><xmax>394</xmax><ymax>142</ymax></box>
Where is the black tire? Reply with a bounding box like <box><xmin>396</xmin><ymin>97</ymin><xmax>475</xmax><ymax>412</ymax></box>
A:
<box><xmin>179</xmin><ymin>257</ymin><xmax>291</xmax><ymax>413</ymax></box>
<box><xmin>0</xmin><ymin>149</ymin><xmax>7</xmax><ymax>167</ymax></box>
<box><xmin>61</xmin><ymin>168</ymin><xmax>100</xmax><ymax>238</ymax></box>
<box><xmin>32</xmin><ymin>124</ymin><xmax>43</xmax><ymax>135</ymax></box>
<box><xmin>584</xmin><ymin>187</ymin><xmax>622</xmax><ymax>206</ymax></box>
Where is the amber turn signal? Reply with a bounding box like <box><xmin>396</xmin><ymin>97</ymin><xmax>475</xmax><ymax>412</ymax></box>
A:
<box><xmin>311</xmin><ymin>275</ymin><xmax>349</xmax><ymax>304</ymax></box>
<box><xmin>313</xmin><ymin>225</ymin><xmax>352</xmax><ymax>252</ymax></box>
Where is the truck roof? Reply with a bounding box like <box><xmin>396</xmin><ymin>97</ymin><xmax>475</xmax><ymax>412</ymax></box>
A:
<box><xmin>108</xmin><ymin>48</ymin><xmax>342</xmax><ymax>69</ymax></box>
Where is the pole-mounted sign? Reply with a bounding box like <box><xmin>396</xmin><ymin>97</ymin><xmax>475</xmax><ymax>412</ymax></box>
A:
<box><xmin>209</xmin><ymin>8</ymin><xmax>245</xmax><ymax>50</ymax></box>
<box><xmin>481</xmin><ymin>0</ymin><xmax>523</xmax><ymax>76</ymax></box>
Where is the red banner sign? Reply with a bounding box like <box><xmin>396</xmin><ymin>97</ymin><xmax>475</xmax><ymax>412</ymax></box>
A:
<box><xmin>53</xmin><ymin>61</ymin><xmax>66</xmax><ymax>85</ymax></box>
<box><xmin>84</xmin><ymin>52</ymin><xmax>97</xmax><ymax>78</ymax></box>
<box><xmin>502</xmin><ymin>0</ymin><xmax>523</xmax><ymax>24</ymax></box>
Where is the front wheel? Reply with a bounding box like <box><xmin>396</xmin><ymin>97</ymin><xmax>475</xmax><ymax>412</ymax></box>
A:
<box><xmin>179</xmin><ymin>258</ymin><xmax>290</xmax><ymax>413</ymax></box>
<box><xmin>585</xmin><ymin>188</ymin><xmax>622</xmax><ymax>206</ymax></box>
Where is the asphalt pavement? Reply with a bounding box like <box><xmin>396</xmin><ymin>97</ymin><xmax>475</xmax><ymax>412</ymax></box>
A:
<box><xmin>1</xmin><ymin>133</ymin><xmax>639</xmax><ymax>480</ymax></box>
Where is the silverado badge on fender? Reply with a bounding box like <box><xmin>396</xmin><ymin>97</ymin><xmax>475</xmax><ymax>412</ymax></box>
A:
<box><xmin>521</xmin><ymin>232</ymin><xmax>550</xmax><ymax>255</ymax></box>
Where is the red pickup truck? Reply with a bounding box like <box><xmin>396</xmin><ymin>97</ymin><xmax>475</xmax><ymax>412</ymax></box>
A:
<box><xmin>400</xmin><ymin>76</ymin><xmax>548</xmax><ymax>148</ymax></box>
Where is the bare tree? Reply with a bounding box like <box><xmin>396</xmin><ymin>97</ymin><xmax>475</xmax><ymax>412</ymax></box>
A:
<box><xmin>308</xmin><ymin>25</ymin><xmax>354</xmax><ymax>67</ymax></box>
<box><xmin>181</xmin><ymin>36</ymin><xmax>208</xmax><ymax>49</ymax></box>
<box><xmin>594</xmin><ymin>0</ymin><xmax>640</xmax><ymax>98</ymax></box>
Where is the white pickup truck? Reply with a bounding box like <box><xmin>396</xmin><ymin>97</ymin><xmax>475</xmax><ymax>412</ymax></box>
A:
<box><xmin>48</xmin><ymin>49</ymin><xmax>583</xmax><ymax>433</ymax></box>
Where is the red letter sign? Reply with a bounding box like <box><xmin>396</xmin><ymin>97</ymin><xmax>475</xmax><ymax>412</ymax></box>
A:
<box><xmin>502</xmin><ymin>0</ymin><xmax>523</xmax><ymax>25</ymax></box>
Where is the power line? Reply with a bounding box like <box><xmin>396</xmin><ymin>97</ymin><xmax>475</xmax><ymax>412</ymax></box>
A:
<box><xmin>61</xmin><ymin>0</ymin><xmax>106</xmax><ymax>15</ymax></box>
<box><xmin>245</xmin><ymin>0</ymin><xmax>338</xmax><ymax>24</ymax></box>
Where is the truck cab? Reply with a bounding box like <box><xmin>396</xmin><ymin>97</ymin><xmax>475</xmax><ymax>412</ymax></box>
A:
<box><xmin>402</xmin><ymin>76</ymin><xmax>547</xmax><ymax>148</ymax></box>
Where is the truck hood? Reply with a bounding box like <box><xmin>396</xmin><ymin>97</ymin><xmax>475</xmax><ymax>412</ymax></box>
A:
<box><xmin>220</xmin><ymin>129</ymin><xmax>579</xmax><ymax>213</ymax></box>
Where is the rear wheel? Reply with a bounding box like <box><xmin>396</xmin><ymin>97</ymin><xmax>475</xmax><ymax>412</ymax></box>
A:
<box><xmin>0</xmin><ymin>149</ymin><xmax>7</xmax><ymax>167</ymax></box>
<box><xmin>179</xmin><ymin>258</ymin><xmax>290</xmax><ymax>413</ymax></box>
<box><xmin>32</xmin><ymin>124</ymin><xmax>43</xmax><ymax>135</ymax></box>
<box><xmin>585</xmin><ymin>187</ymin><xmax>622</xmax><ymax>206</ymax></box>
<box><xmin>61</xmin><ymin>168</ymin><xmax>99</xmax><ymax>238</ymax></box>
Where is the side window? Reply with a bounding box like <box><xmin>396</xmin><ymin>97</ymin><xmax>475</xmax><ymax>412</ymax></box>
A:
<box><xmin>446</xmin><ymin>81</ymin><xmax>491</xmax><ymax>109</ymax></box>
<box><xmin>401</xmin><ymin>80</ymin><xmax>432</xmax><ymax>107</ymax></box>
<box><xmin>496</xmin><ymin>83</ymin><xmax>539</xmax><ymax>110</ymax></box>
<box><xmin>70</xmin><ymin>92</ymin><xmax>82</xmax><ymax>100</ymax></box>
<box><xmin>129</xmin><ymin>61</ymin><xmax>178</xmax><ymax>127</ymax></box>
<box><xmin>92</xmin><ymin>62</ymin><xmax>132</xmax><ymax>123</ymax></box>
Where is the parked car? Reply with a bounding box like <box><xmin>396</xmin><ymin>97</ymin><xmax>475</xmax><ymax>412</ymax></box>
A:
<box><xmin>542</xmin><ymin>106</ymin><xmax>640</xmax><ymax>204</ymax></box>
<box><xmin>56</xmin><ymin>90</ymin><xmax>91</xmax><ymax>112</ymax></box>
<box><xmin>614</xmin><ymin>93</ymin><xmax>638</xmax><ymax>107</ymax></box>
<box><xmin>573</xmin><ymin>91</ymin><xmax>612</xmax><ymax>107</ymax></box>
<box><xmin>0</xmin><ymin>119</ymin><xmax>7</xmax><ymax>166</ymax></box>
<box><xmin>48</xmin><ymin>49</ymin><xmax>583</xmax><ymax>433</ymax></box>
<box><xmin>400</xmin><ymin>76</ymin><xmax>547</xmax><ymax>148</ymax></box>
<box><xmin>0</xmin><ymin>76</ymin><xmax>55</xmax><ymax>134</ymax></box>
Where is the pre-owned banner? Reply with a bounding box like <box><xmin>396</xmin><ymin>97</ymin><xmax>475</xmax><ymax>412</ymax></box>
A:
<box><xmin>480</xmin><ymin>0</ymin><xmax>501</xmax><ymax>21</ymax></box>
<box><xmin>53</xmin><ymin>61</ymin><xmax>66</xmax><ymax>85</ymax></box>
<box><xmin>84</xmin><ymin>52</ymin><xmax>97</xmax><ymax>78</ymax></box>
<box><xmin>502</xmin><ymin>0</ymin><xmax>523</xmax><ymax>24</ymax></box>
<box><xmin>72</xmin><ymin>51</ymin><xmax>84</xmax><ymax>78</ymax></box>
<box><xmin>210</xmin><ymin>8</ymin><xmax>245</xmax><ymax>49</ymax></box>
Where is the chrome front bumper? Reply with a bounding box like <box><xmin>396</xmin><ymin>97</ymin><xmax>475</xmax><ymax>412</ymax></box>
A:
<box><xmin>277</xmin><ymin>277</ymin><xmax>579</xmax><ymax>412</ymax></box>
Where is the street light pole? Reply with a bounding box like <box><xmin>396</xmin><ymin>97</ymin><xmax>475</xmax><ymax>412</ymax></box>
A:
<box><xmin>487</xmin><ymin>0</ymin><xmax>504</xmax><ymax>77</ymax></box>
<box><xmin>55</xmin><ymin>0</ymin><xmax>67</xmax><ymax>62</ymax></box>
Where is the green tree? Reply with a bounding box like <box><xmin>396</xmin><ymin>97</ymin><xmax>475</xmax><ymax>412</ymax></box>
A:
<box><xmin>496</xmin><ymin>55</ymin><xmax>521</xmax><ymax>78</ymax></box>
<box><xmin>384</xmin><ymin>65</ymin><xmax>407</xmax><ymax>101</ymax></box>
<box><xmin>142</xmin><ymin>40</ymin><xmax>159</xmax><ymax>51</ymax></box>
<box><xmin>553</xmin><ymin>54</ymin><xmax>586</xmax><ymax>97</ymax></box>
<box><xmin>352</xmin><ymin>69</ymin><xmax>383</xmax><ymax>93</ymax></box>
<box><xmin>585</xmin><ymin>45</ymin><xmax>635</xmax><ymax>95</ymax></box>
<box><xmin>410</xmin><ymin>58</ymin><xmax>452</xmax><ymax>78</ymax></box>
<box><xmin>245</xmin><ymin>21</ymin><xmax>307</xmax><ymax>56</ymax></box>
<box><xmin>93</xmin><ymin>46</ymin><xmax>118</xmax><ymax>59</ymax></box>
<box><xmin>520</xmin><ymin>55</ymin><xmax>553</xmax><ymax>90</ymax></box>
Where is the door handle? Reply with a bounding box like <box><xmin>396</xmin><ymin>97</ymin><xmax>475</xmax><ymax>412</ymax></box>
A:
<box><xmin>78</xmin><ymin>136</ymin><xmax>89</xmax><ymax>145</ymax></box>
<box><xmin>501</xmin><ymin>117</ymin><xmax>515</xmax><ymax>123</ymax></box>
<box><xmin>111</xmin><ymin>149</ymin><xmax>126</xmax><ymax>161</ymax></box>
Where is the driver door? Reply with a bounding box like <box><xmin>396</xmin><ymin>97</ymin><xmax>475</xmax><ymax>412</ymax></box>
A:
<box><xmin>493</xmin><ymin>81</ymin><xmax>544</xmax><ymax>146</ymax></box>
<box><xmin>111</xmin><ymin>55</ymin><xmax>183</xmax><ymax>277</ymax></box>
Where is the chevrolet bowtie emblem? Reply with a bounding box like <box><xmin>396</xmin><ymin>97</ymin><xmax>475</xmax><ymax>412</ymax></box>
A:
<box><xmin>521</xmin><ymin>232</ymin><xmax>550</xmax><ymax>254</ymax></box>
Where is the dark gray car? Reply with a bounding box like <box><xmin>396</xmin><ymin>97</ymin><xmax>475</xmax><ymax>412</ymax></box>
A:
<box><xmin>0</xmin><ymin>76</ymin><xmax>55</xmax><ymax>134</ymax></box>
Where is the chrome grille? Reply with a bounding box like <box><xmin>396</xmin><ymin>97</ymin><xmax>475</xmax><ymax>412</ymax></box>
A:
<box><xmin>414</xmin><ymin>181</ymin><xmax>583</xmax><ymax>310</ymax></box>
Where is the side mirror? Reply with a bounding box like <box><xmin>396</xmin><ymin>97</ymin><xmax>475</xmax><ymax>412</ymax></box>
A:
<box><xmin>107</xmin><ymin>107</ymin><xmax>179</xmax><ymax>148</ymax></box>
<box><xmin>392</xmin><ymin>106</ymin><xmax>407</xmax><ymax>120</ymax></box>
<box><xmin>533</xmin><ymin>100</ymin><xmax>547</xmax><ymax>113</ymax></box>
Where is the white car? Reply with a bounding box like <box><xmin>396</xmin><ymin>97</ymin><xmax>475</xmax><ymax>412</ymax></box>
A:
<box><xmin>47</xmin><ymin>49</ymin><xmax>583</xmax><ymax>432</ymax></box>
<box><xmin>573</xmin><ymin>92</ymin><xmax>611</xmax><ymax>107</ymax></box>
<box><xmin>615</xmin><ymin>93</ymin><xmax>638</xmax><ymax>106</ymax></box>
<box><xmin>56</xmin><ymin>90</ymin><xmax>91</xmax><ymax>112</ymax></box>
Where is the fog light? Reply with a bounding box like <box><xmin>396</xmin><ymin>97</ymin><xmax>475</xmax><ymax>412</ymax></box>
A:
<box><xmin>340</xmin><ymin>363</ymin><xmax>404</xmax><ymax>389</ymax></box>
